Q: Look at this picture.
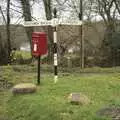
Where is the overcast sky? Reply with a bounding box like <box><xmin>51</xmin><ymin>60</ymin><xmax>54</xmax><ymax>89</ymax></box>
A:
<box><xmin>0</xmin><ymin>0</ymin><xmax>89</xmax><ymax>25</ymax></box>
<box><xmin>0</xmin><ymin>0</ymin><xmax>46</xmax><ymax>24</ymax></box>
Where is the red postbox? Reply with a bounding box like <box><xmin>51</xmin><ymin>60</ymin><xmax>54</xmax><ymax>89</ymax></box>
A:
<box><xmin>32</xmin><ymin>32</ymin><xmax>47</xmax><ymax>56</ymax></box>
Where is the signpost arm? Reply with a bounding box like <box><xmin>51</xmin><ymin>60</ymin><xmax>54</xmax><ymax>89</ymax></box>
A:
<box><xmin>37</xmin><ymin>56</ymin><xmax>41</xmax><ymax>85</ymax></box>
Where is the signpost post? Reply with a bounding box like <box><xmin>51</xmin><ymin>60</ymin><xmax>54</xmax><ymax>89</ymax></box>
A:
<box><xmin>53</xmin><ymin>8</ymin><xmax>58</xmax><ymax>83</ymax></box>
<box><xmin>24</xmin><ymin>8</ymin><xmax>83</xmax><ymax>83</ymax></box>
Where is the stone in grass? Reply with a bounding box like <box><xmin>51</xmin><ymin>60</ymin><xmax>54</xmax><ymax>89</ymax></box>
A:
<box><xmin>68</xmin><ymin>93</ymin><xmax>90</xmax><ymax>105</ymax></box>
<box><xmin>12</xmin><ymin>83</ymin><xmax>37</xmax><ymax>94</ymax></box>
<box><xmin>97</xmin><ymin>106</ymin><xmax>120</xmax><ymax>120</ymax></box>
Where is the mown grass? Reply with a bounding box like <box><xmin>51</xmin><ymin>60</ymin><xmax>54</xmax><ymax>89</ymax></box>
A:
<box><xmin>1</xmin><ymin>65</ymin><xmax>120</xmax><ymax>120</ymax></box>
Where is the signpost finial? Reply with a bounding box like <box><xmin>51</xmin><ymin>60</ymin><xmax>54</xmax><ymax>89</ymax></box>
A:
<box><xmin>53</xmin><ymin>8</ymin><xmax>57</xmax><ymax>18</ymax></box>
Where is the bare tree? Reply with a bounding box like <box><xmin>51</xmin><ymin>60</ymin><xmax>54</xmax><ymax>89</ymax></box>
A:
<box><xmin>95</xmin><ymin>0</ymin><xmax>120</xmax><ymax>66</ymax></box>
<box><xmin>66</xmin><ymin>0</ymin><xmax>120</xmax><ymax>66</ymax></box>
<box><xmin>114</xmin><ymin>0</ymin><xmax>120</xmax><ymax>15</ymax></box>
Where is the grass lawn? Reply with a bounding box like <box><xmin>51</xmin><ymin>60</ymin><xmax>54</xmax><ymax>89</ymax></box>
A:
<box><xmin>1</xmin><ymin>65</ymin><xmax>120</xmax><ymax>120</ymax></box>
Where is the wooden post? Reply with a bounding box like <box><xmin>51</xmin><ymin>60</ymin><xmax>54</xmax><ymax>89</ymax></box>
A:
<box><xmin>79</xmin><ymin>0</ymin><xmax>84</xmax><ymax>68</ymax></box>
<box><xmin>37</xmin><ymin>56</ymin><xmax>41</xmax><ymax>85</ymax></box>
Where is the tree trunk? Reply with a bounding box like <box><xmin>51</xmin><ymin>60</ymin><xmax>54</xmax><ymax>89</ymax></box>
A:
<box><xmin>0</xmin><ymin>6</ymin><xmax>8</xmax><ymax>65</ymax></box>
<box><xmin>20</xmin><ymin>0</ymin><xmax>33</xmax><ymax>55</ymax></box>
<box><xmin>43</xmin><ymin>0</ymin><xmax>52</xmax><ymax>20</ymax></box>
<box><xmin>0</xmin><ymin>32</ymin><xmax>8</xmax><ymax>65</ymax></box>
<box><xmin>43</xmin><ymin>0</ymin><xmax>53</xmax><ymax>63</ymax></box>
<box><xmin>6</xmin><ymin>0</ymin><xmax>11</xmax><ymax>63</ymax></box>
<box><xmin>0</xmin><ymin>6</ymin><xmax>6</xmax><ymax>24</ymax></box>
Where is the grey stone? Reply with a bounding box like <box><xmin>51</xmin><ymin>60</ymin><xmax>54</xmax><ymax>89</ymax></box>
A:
<box><xmin>68</xmin><ymin>92</ymin><xmax>90</xmax><ymax>105</ymax></box>
<box><xmin>12</xmin><ymin>83</ymin><xmax>37</xmax><ymax>94</ymax></box>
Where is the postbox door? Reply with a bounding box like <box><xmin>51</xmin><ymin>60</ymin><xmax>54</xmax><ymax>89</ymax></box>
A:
<box><xmin>39</xmin><ymin>34</ymin><xmax>47</xmax><ymax>55</ymax></box>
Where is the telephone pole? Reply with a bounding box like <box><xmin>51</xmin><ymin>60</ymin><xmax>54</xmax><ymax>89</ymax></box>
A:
<box><xmin>79</xmin><ymin>0</ymin><xmax>84</xmax><ymax>68</ymax></box>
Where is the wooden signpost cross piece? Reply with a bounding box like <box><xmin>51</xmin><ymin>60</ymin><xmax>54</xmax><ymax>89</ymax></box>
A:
<box><xmin>23</xmin><ymin>9</ymin><xmax>83</xmax><ymax>83</ymax></box>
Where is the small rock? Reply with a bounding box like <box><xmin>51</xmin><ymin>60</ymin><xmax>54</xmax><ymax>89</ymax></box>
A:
<box><xmin>12</xmin><ymin>83</ymin><xmax>37</xmax><ymax>94</ymax></box>
<box><xmin>68</xmin><ymin>92</ymin><xmax>90</xmax><ymax>105</ymax></box>
<box><xmin>97</xmin><ymin>106</ymin><xmax>120</xmax><ymax>120</ymax></box>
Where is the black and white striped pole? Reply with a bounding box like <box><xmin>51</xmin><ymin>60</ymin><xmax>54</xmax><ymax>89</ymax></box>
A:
<box><xmin>53</xmin><ymin>8</ymin><xmax>58</xmax><ymax>83</ymax></box>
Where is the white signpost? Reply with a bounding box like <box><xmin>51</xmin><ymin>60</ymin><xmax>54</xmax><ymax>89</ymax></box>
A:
<box><xmin>24</xmin><ymin>19</ymin><xmax>82</xmax><ymax>27</ymax></box>
<box><xmin>23</xmin><ymin>18</ymin><xmax>82</xmax><ymax>83</ymax></box>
